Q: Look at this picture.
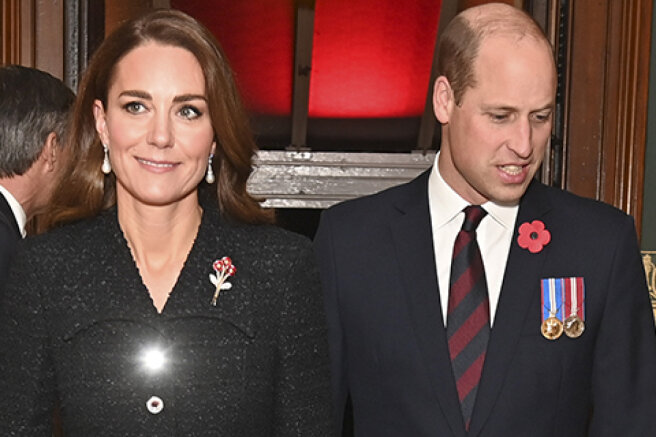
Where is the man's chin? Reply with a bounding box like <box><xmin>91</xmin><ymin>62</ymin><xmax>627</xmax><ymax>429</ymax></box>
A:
<box><xmin>486</xmin><ymin>185</ymin><xmax>529</xmax><ymax>206</ymax></box>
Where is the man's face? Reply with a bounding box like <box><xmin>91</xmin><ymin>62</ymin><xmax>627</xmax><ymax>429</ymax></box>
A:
<box><xmin>435</xmin><ymin>34</ymin><xmax>556</xmax><ymax>206</ymax></box>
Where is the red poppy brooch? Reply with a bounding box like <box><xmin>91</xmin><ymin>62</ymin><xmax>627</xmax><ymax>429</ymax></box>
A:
<box><xmin>517</xmin><ymin>220</ymin><xmax>551</xmax><ymax>253</ymax></box>
<box><xmin>209</xmin><ymin>256</ymin><xmax>237</xmax><ymax>306</ymax></box>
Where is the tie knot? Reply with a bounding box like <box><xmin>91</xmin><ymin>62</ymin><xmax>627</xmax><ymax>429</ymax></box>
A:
<box><xmin>461</xmin><ymin>205</ymin><xmax>487</xmax><ymax>232</ymax></box>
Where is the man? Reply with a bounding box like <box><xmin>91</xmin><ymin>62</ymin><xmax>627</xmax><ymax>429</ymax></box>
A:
<box><xmin>314</xmin><ymin>3</ymin><xmax>656</xmax><ymax>436</ymax></box>
<box><xmin>0</xmin><ymin>65</ymin><xmax>74</xmax><ymax>282</ymax></box>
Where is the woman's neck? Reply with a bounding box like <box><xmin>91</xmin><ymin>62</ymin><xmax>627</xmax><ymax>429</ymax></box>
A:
<box><xmin>117</xmin><ymin>191</ymin><xmax>203</xmax><ymax>312</ymax></box>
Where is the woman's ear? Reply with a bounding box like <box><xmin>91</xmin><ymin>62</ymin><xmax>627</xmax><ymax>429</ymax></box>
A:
<box><xmin>92</xmin><ymin>99</ymin><xmax>109</xmax><ymax>145</ymax></box>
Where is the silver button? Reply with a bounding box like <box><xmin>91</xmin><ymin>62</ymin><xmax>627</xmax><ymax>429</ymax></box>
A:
<box><xmin>146</xmin><ymin>395</ymin><xmax>164</xmax><ymax>414</ymax></box>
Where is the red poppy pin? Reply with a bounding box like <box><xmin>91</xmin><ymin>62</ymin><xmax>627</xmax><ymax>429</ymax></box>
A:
<box><xmin>209</xmin><ymin>256</ymin><xmax>237</xmax><ymax>306</ymax></box>
<box><xmin>517</xmin><ymin>220</ymin><xmax>551</xmax><ymax>253</ymax></box>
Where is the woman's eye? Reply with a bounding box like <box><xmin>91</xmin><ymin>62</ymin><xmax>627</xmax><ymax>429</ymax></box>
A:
<box><xmin>179</xmin><ymin>106</ymin><xmax>202</xmax><ymax>120</ymax></box>
<box><xmin>124</xmin><ymin>102</ymin><xmax>146</xmax><ymax>114</ymax></box>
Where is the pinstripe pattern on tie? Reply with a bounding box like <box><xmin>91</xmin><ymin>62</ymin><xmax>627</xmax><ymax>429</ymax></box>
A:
<box><xmin>446</xmin><ymin>205</ymin><xmax>490</xmax><ymax>430</ymax></box>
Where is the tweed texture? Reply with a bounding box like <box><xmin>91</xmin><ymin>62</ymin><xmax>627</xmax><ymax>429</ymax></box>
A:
<box><xmin>0</xmin><ymin>203</ymin><xmax>333</xmax><ymax>436</ymax></box>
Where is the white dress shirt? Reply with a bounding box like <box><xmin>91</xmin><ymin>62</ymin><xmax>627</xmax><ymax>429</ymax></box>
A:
<box><xmin>0</xmin><ymin>185</ymin><xmax>27</xmax><ymax>237</ymax></box>
<box><xmin>427</xmin><ymin>152</ymin><xmax>518</xmax><ymax>326</ymax></box>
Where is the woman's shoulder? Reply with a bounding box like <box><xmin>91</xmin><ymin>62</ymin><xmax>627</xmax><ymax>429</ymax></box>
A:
<box><xmin>234</xmin><ymin>221</ymin><xmax>310</xmax><ymax>249</ymax></box>
<box><xmin>20</xmin><ymin>209</ymin><xmax>115</xmax><ymax>257</ymax></box>
<box><xmin>204</xmin><ymin>206</ymin><xmax>312</xmax><ymax>252</ymax></box>
<box><xmin>221</xmin><ymin>224</ymin><xmax>312</xmax><ymax>270</ymax></box>
<box><xmin>196</xmin><ymin>210</ymin><xmax>314</xmax><ymax>283</ymax></box>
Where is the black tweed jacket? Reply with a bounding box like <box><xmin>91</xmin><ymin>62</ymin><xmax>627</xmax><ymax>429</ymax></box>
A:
<box><xmin>0</xmin><ymin>202</ymin><xmax>333</xmax><ymax>436</ymax></box>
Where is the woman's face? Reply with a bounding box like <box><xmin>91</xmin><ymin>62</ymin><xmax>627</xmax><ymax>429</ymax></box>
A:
<box><xmin>93</xmin><ymin>42</ymin><xmax>216</xmax><ymax>208</ymax></box>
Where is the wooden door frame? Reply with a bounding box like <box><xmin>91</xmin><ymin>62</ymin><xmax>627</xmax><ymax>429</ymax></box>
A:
<box><xmin>562</xmin><ymin>0</ymin><xmax>652</xmax><ymax>236</ymax></box>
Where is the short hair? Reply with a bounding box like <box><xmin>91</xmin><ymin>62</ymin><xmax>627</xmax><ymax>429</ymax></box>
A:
<box><xmin>46</xmin><ymin>8</ymin><xmax>273</xmax><ymax>228</ymax></box>
<box><xmin>0</xmin><ymin>65</ymin><xmax>74</xmax><ymax>177</ymax></box>
<box><xmin>436</xmin><ymin>3</ymin><xmax>553</xmax><ymax>105</ymax></box>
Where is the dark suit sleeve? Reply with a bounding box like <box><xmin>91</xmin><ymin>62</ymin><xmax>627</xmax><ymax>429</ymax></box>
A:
<box><xmin>272</xmin><ymin>243</ymin><xmax>334</xmax><ymax>437</ymax></box>
<box><xmin>0</xmin><ymin>245</ymin><xmax>57</xmax><ymax>434</ymax></box>
<box><xmin>588</xmin><ymin>215</ymin><xmax>656</xmax><ymax>435</ymax></box>
<box><xmin>314</xmin><ymin>211</ymin><xmax>349</xmax><ymax>433</ymax></box>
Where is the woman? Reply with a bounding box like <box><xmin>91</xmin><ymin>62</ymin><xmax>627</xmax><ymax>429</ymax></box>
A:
<box><xmin>0</xmin><ymin>9</ymin><xmax>332</xmax><ymax>436</ymax></box>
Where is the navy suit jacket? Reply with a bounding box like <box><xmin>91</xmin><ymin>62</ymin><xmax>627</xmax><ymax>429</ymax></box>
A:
<box><xmin>0</xmin><ymin>192</ymin><xmax>21</xmax><ymax>284</ymax></box>
<box><xmin>314</xmin><ymin>171</ymin><xmax>656</xmax><ymax>436</ymax></box>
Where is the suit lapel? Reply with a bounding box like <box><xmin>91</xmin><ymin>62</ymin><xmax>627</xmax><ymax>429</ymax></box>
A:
<box><xmin>389</xmin><ymin>171</ymin><xmax>467</xmax><ymax>437</ymax></box>
<box><xmin>0</xmin><ymin>192</ymin><xmax>21</xmax><ymax>239</ymax></box>
<box><xmin>468</xmin><ymin>181</ymin><xmax>553</xmax><ymax>436</ymax></box>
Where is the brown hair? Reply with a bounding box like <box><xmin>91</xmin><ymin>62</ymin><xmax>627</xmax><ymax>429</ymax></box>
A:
<box><xmin>44</xmin><ymin>8</ymin><xmax>273</xmax><ymax>229</ymax></box>
<box><xmin>436</xmin><ymin>3</ymin><xmax>552</xmax><ymax>105</ymax></box>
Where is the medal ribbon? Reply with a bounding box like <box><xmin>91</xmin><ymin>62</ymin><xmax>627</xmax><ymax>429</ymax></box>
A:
<box><xmin>564</xmin><ymin>277</ymin><xmax>585</xmax><ymax>320</ymax></box>
<box><xmin>541</xmin><ymin>278</ymin><xmax>564</xmax><ymax>322</ymax></box>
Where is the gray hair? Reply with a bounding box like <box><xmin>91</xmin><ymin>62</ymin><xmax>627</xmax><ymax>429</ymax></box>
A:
<box><xmin>0</xmin><ymin>65</ymin><xmax>75</xmax><ymax>177</ymax></box>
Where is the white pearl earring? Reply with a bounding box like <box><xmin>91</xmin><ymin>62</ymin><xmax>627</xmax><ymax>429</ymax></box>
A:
<box><xmin>101</xmin><ymin>143</ymin><xmax>112</xmax><ymax>174</ymax></box>
<box><xmin>205</xmin><ymin>153</ymin><xmax>215</xmax><ymax>184</ymax></box>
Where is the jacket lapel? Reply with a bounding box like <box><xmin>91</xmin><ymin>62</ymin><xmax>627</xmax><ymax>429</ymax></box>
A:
<box><xmin>468</xmin><ymin>181</ymin><xmax>553</xmax><ymax>436</ymax></box>
<box><xmin>389</xmin><ymin>171</ymin><xmax>467</xmax><ymax>437</ymax></box>
<box><xmin>0</xmin><ymin>192</ymin><xmax>21</xmax><ymax>239</ymax></box>
<box><xmin>165</xmin><ymin>208</ymin><xmax>256</xmax><ymax>339</ymax></box>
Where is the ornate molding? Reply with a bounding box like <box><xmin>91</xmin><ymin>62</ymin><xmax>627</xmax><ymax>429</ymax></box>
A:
<box><xmin>642</xmin><ymin>251</ymin><xmax>656</xmax><ymax>323</ymax></box>
<box><xmin>248</xmin><ymin>151</ymin><xmax>435</xmax><ymax>209</ymax></box>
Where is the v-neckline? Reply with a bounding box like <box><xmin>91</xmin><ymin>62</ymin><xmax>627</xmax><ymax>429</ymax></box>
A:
<box><xmin>111</xmin><ymin>208</ymin><xmax>206</xmax><ymax>316</ymax></box>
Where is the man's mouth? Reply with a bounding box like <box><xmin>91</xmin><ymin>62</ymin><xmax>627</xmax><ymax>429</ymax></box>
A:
<box><xmin>499</xmin><ymin>164</ymin><xmax>525</xmax><ymax>176</ymax></box>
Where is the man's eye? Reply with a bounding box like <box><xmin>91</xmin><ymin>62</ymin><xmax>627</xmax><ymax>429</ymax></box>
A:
<box><xmin>489</xmin><ymin>113</ymin><xmax>509</xmax><ymax>122</ymax></box>
<box><xmin>124</xmin><ymin>102</ymin><xmax>146</xmax><ymax>114</ymax></box>
<box><xmin>532</xmin><ymin>112</ymin><xmax>552</xmax><ymax>123</ymax></box>
<box><xmin>179</xmin><ymin>106</ymin><xmax>202</xmax><ymax>120</ymax></box>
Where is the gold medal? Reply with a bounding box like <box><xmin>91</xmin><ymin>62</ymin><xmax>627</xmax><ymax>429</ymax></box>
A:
<box><xmin>563</xmin><ymin>315</ymin><xmax>585</xmax><ymax>338</ymax></box>
<box><xmin>541</xmin><ymin>316</ymin><xmax>563</xmax><ymax>340</ymax></box>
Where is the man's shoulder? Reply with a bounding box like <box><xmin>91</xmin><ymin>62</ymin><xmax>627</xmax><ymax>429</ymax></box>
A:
<box><xmin>530</xmin><ymin>181</ymin><xmax>633</xmax><ymax>229</ymax></box>
<box><xmin>0</xmin><ymin>215</ymin><xmax>19</xmax><ymax>241</ymax></box>
<box><xmin>323</xmin><ymin>171</ymin><xmax>428</xmax><ymax>223</ymax></box>
<box><xmin>537</xmin><ymin>182</ymin><xmax>627</xmax><ymax>213</ymax></box>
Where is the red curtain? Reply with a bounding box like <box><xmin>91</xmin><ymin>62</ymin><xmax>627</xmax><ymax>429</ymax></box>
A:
<box><xmin>171</xmin><ymin>0</ymin><xmax>442</xmax><ymax>119</ymax></box>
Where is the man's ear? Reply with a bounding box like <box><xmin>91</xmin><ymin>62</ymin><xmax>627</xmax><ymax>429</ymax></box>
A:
<box><xmin>433</xmin><ymin>76</ymin><xmax>455</xmax><ymax>124</ymax></box>
<box><xmin>41</xmin><ymin>132</ymin><xmax>59</xmax><ymax>173</ymax></box>
<box><xmin>93</xmin><ymin>99</ymin><xmax>109</xmax><ymax>145</ymax></box>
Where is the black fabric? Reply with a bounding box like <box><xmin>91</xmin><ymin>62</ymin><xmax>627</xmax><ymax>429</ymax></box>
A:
<box><xmin>0</xmin><ymin>192</ymin><xmax>21</xmax><ymax>289</ymax></box>
<box><xmin>0</xmin><ymin>203</ymin><xmax>333</xmax><ymax>436</ymax></box>
<box><xmin>315</xmin><ymin>171</ymin><xmax>656</xmax><ymax>436</ymax></box>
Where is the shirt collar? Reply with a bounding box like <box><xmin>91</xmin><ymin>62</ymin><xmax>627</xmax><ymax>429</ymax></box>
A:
<box><xmin>428</xmin><ymin>151</ymin><xmax>518</xmax><ymax>230</ymax></box>
<box><xmin>0</xmin><ymin>185</ymin><xmax>27</xmax><ymax>237</ymax></box>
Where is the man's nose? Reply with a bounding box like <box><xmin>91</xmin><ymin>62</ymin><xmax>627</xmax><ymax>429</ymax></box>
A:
<box><xmin>508</xmin><ymin>118</ymin><xmax>532</xmax><ymax>158</ymax></box>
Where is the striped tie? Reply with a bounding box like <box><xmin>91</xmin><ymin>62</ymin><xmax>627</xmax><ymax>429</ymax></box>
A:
<box><xmin>446</xmin><ymin>205</ymin><xmax>490</xmax><ymax>430</ymax></box>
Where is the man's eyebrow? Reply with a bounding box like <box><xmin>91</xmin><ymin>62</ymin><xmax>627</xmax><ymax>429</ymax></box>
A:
<box><xmin>481</xmin><ymin>105</ymin><xmax>518</xmax><ymax>112</ymax></box>
<box><xmin>531</xmin><ymin>104</ymin><xmax>555</xmax><ymax>112</ymax></box>
<box><xmin>481</xmin><ymin>103</ymin><xmax>554</xmax><ymax>112</ymax></box>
